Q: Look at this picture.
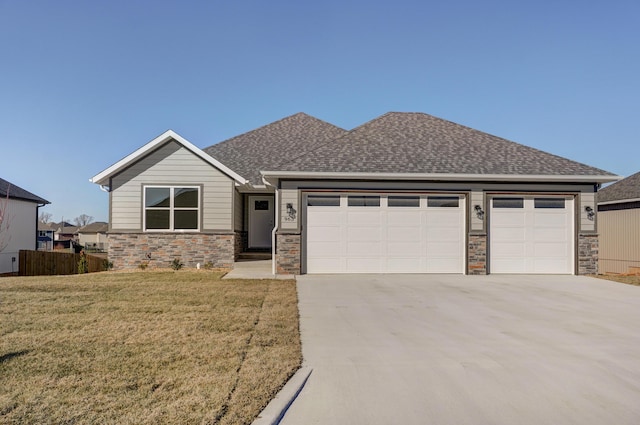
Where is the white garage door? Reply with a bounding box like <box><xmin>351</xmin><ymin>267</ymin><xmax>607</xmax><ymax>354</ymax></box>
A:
<box><xmin>490</xmin><ymin>196</ymin><xmax>574</xmax><ymax>274</ymax></box>
<box><xmin>305</xmin><ymin>194</ymin><xmax>465</xmax><ymax>273</ymax></box>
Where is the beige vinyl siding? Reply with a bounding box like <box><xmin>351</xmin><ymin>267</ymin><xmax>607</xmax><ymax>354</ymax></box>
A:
<box><xmin>111</xmin><ymin>141</ymin><xmax>234</xmax><ymax>231</ymax></box>
<box><xmin>599</xmin><ymin>208</ymin><xmax>640</xmax><ymax>274</ymax></box>
<box><xmin>470</xmin><ymin>190</ymin><xmax>484</xmax><ymax>232</ymax></box>
<box><xmin>280</xmin><ymin>188</ymin><xmax>299</xmax><ymax>230</ymax></box>
<box><xmin>233</xmin><ymin>189</ymin><xmax>243</xmax><ymax>231</ymax></box>
<box><xmin>580</xmin><ymin>192</ymin><xmax>596</xmax><ymax>231</ymax></box>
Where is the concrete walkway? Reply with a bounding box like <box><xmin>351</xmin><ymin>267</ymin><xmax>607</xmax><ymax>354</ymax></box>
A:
<box><xmin>223</xmin><ymin>260</ymin><xmax>295</xmax><ymax>280</ymax></box>
<box><xmin>280</xmin><ymin>274</ymin><xmax>640</xmax><ymax>425</ymax></box>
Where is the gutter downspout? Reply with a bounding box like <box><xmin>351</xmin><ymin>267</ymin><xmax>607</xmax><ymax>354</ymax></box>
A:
<box><xmin>263</xmin><ymin>176</ymin><xmax>279</xmax><ymax>275</ymax></box>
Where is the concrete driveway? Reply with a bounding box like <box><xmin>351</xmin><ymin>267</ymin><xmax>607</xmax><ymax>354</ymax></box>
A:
<box><xmin>280</xmin><ymin>275</ymin><xmax>640</xmax><ymax>425</ymax></box>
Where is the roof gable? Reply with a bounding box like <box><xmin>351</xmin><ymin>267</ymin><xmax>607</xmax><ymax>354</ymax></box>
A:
<box><xmin>204</xmin><ymin>113</ymin><xmax>347</xmax><ymax>185</ymax></box>
<box><xmin>90</xmin><ymin>130</ymin><xmax>247</xmax><ymax>186</ymax></box>
<box><xmin>273</xmin><ymin>112</ymin><xmax>617</xmax><ymax>179</ymax></box>
<box><xmin>598</xmin><ymin>171</ymin><xmax>640</xmax><ymax>204</ymax></box>
<box><xmin>0</xmin><ymin>177</ymin><xmax>49</xmax><ymax>204</ymax></box>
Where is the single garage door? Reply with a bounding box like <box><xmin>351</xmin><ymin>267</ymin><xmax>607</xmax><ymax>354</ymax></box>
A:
<box><xmin>490</xmin><ymin>196</ymin><xmax>574</xmax><ymax>274</ymax></box>
<box><xmin>305</xmin><ymin>194</ymin><xmax>465</xmax><ymax>273</ymax></box>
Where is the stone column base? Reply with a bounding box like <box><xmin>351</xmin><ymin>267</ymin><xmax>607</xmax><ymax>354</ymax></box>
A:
<box><xmin>276</xmin><ymin>233</ymin><xmax>301</xmax><ymax>275</ymax></box>
<box><xmin>468</xmin><ymin>234</ymin><xmax>487</xmax><ymax>275</ymax></box>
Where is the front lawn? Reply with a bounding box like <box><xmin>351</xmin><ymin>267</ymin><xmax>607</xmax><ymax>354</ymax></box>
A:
<box><xmin>0</xmin><ymin>271</ymin><xmax>301</xmax><ymax>424</ymax></box>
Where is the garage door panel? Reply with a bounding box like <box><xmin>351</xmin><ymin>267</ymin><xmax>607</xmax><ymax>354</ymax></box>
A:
<box><xmin>534</xmin><ymin>242</ymin><xmax>569</xmax><ymax>256</ymax></box>
<box><xmin>491</xmin><ymin>197</ymin><xmax>573</xmax><ymax>274</ymax></box>
<box><xmin>387</xmin><ymin>241</ymin><xmax>421</xmax><ymax>255</ymax></box>
<box><xmin>492</xmin><ymin>227</ymin><xmax>526</xmax><ymax>241</ymax></box>
<box><xmin>307</xmin><ymin>226</ymin><xmax>342</xmax><ymax>242</ymax></box>
<box><xmin>386</xmin><ymin>258</ymin><xmax>422</xmax><ymax>273</ymax></box>
<box><xmin>387</xmin><ymin>211</ymin><xmax>421</xmax><ymax>225</ymax></box>
<box><xmin>426</xmin><ymin>258</ymin><xmax>462</xmax><ymax>273</ymax></box>
<box><xmin>534</xmin><ymin>213</ymin><xmax>568</xmax><ymax>227</ymax></box>
<box><xmin>533</xmin><ymin>229</ymin><xmax>568</xmax><ymax>242</ymax></box>
<box><xmin>306</xmin><ymin>194</ymin><xmax>464</xmax><ymax>274</ymax></box>
<box><xmin>347</xmin><ymin>227</ymin><xmax>381</xmax><ymax>242</ymax></box>
<box><xmin>307</xmin><ymin>258</ymin><xmax>343</xmax><ymax>272</ymax></box>
<box><xmin>347</xmin><ymin>242</ymin><xmax>381</xmax><ymax>256</ymax></box>
<box><xmin>347</xmin><ymin>211</ymin><xmax>381</xmax><ymax>225</ymax></box>
<box><xmin>491</xmin><ymin>242</ymin><xmax>526</xmax><ymax>256</ymax></box>
<box><xmin>387</xmin><ymin>227</ymin><xmax>421</xmax><ymax>242</ymax></box>
<box><xmin>307</xmin><ymin>209</ymin><xmax>342</xmax><ymax>225</ymax></box>
<box><xmin>491</xmin><ymin>213</ymin><xmax>526</xmax><ymax>226</ymax></box>
<box><xmin>346</xmin><ymin>258</ymin><xmax>382</xmax><ymax>273</ymax></box>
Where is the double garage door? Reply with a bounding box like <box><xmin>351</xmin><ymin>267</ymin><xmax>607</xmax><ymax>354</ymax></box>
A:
<box><xmin>305</xmin><ymin>193</ymin><xmax>575</xmax><ymax>274</ymax></box>
<box><xmin>305</xmin><ymin>194</ymin><xmax>465</xmax><ymax>273</ymax></box>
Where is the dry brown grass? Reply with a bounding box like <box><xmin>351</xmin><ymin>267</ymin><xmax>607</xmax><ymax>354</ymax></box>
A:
<box><xmin>592</xmin><ymin>274</ymin><xmax>640</xmax><ymax>286</ymax></box>
<box><xmin>0</xmin><ymin>271</ymin><xmax>301</xmax><ymax>424</ymax></box>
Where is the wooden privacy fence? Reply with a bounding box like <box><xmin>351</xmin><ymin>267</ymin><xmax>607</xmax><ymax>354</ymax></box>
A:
<box><xmin>19</xmin><ymin>250</ymin><xmax>105</xmax><ymax>276</ymax></box>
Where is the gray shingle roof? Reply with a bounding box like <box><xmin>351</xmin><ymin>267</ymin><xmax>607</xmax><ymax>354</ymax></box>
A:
<box><xmin>78</xmin><ymin>222</ymin><xmax>109</xmax><ymax>233</ymax></box>
<box><xmin>204</xmin><ymin>113</ymin><xmax>347</xmax><ymax>185</ymax></box>
<box><xmin>275</xmin><ymin>112</ymin><xmax>615</xmax><ymax>176</ymax></box>
<box><xmin>0</xmin><ymin>177</ymin><xmax>49</xmax><ymax>204</ymax></box>
<box><xmin>598</xmin><ymin>171</ymin><xmax>640</xmax><ymax>203</ymax></box>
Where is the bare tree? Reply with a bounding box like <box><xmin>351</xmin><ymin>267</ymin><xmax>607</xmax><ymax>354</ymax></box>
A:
<box><xmin>73</xmin><ymin>214</ymin><xmax>94</xmax><ymax>227</ymax></box>
<box><xmin>39</xmin><ymin>211</ymin><xmax>53</xmax><ymax>224</ymax></box>
<box><xmin>0</xmin><ymin>184</ymin><xmax>12</xmax><ymax>252</ymax></box>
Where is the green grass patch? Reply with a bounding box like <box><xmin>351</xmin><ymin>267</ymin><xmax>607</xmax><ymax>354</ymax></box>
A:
<box><xmin>0</xmin><ymin>271</ymin><xmax>301</xmax><ymax>424</ymax></box>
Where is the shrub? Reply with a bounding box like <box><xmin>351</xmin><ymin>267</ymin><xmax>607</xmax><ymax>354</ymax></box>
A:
<box><xmin>138</xmin><ymin>262</ymin><xmax>148</xmax><ymax>270</ymax></box>
<box><xmin>103</xmin><ymin>259</ymin><xmax>114</xmax><ymax>271</ymax></box>
<box><xmin>171</xmin><ymin>258</ymin><xmax>183</xmax><ymax>271</ymax></box>
<box><xmin>77</xmin><ymin>251</ymin><xmax>88</xmax><ymax>274</ymax></box>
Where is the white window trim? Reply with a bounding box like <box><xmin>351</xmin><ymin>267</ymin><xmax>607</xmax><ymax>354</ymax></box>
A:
<box><xmin>143</xmin><ymin>185</ymin><xmax>201</xmax><ymax>232</ymax></box>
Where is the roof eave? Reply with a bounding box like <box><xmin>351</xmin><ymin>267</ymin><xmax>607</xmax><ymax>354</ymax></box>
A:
<box><xmin>598</xmin><ymin>197</ymin><xmax>640</xmax><ymax>206</ymax></box>
<box><xmin>90</xmin><ymin>130</ymin><xmax>249</xmax><ymax>187</ymax></box>
<box><xmin>261</xmin><ymin>171</ymin><xmax>622</xmax><ymax>184</ymax></box>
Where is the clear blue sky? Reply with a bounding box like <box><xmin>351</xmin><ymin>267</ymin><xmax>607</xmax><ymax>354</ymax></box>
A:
<box><xmin>1</xmin><ymin>0</ymin><xmax>638</xmax><ymax>223</ymax></box>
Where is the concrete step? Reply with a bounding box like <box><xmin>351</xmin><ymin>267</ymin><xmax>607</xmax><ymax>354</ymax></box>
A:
<box><xmin>237</xmin><ymin>252</ymin><xmax>272</xmax><ymax>261</ymax></box>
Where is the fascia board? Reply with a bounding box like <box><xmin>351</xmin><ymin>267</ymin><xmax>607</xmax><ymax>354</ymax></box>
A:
<box><xmin>598</xmin><ymin>197</ymin><xmax>640</xmax><ymax>206</ymax></box>
<box><xmin>90</xmin><ymin>130</ymin><xmax>248</xmax><ymax>186</ymax></box>
<box><xmin>260</xmin><ymin>171</ymin><xmax>622</xmax><ymax>184</ymax></box>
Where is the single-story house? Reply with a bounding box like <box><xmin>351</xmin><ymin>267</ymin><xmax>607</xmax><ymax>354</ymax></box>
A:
<box><xmin>76</xmin><ymin>221</ymin><xmax>109</xmax><ymax>251</ymax></box>
<box><xmin>91</xmin><ymin>112</ymin><xmax>619</xmax><ymax>275</ymax></box>
<box><xmin>0</xmin><ymin>177</ymin><xmax>50</xmax><ymax>274</ymax></box>
<box><xmin>597</xmin><ymin>171</ymin><xmax>640</xmax><ymax>274</ymax></box>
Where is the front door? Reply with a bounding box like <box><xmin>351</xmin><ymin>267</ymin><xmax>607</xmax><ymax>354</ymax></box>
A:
<box><xmin>248</xmin><ymin>195</ymin><xmax>274</xmax><ymax>249</ymax></box>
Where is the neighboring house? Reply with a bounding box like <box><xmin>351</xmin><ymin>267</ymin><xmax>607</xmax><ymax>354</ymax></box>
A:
<box><xmin>0</xmin><ymin>177</ymin><xmax>50</xmax><ymax>274</ymax></box>
<box><xmin>91</xmin><ymin>112</ymin><xmax>619</xmax><ymax>275</ymax></box>
<box><xmin>597</xmin><ymin>171</ymin><xmax>640</xmax><ymax>274</ymax></box>
<box><xmin>77</xmin><ymin>221</ymin><xmax>109</xmax><ymax>251</ymax></box>
<box><xmin>37</xmin><ymin>221</ymin><xmax>56</xmax><ymax>250</ymax></box>
<box><xmin>54</xmin><ymin>223</ymin><xmax>79</xmax><ymax>242</ymax></box>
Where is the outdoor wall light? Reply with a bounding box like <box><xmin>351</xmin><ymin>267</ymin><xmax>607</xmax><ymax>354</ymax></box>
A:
<box><xmin>286</xmin><ymin>203</ymin><xmax>297</xmax><ymax>220</ymax></box>
<box><xmin>474</xmin><ymin>205</ymin><xmax>485</xmax><ymax>220</ymax></box>
<box><xmin>585</xmin><ymin>206</ymin><xmax>595</xmax><ymax>221</ymax></box>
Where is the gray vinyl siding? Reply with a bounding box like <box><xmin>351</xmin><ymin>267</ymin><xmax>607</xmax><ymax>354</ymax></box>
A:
<box><xmin>110</xmin><ymin>141</ymin><xmax>234</xmax><ymax>231</ymax></box>
<box><xmin>599</xmin><ymin>208</ymin><xmax>640</xmax><ymax>274</ymax></box>
<box><xmin>579</xmin><ymin>192</ymin><xmax>596</xmax><ymax>232</ymax></box>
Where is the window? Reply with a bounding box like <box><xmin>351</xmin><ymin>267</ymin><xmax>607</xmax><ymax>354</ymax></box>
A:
<box><xmin>144</xmin><ymin>186</ymin><xmax>199</xmax><ymax>231</ymax></box>
<box><xmin>427</xmin><ymin>196</ymin><xmax>459</xmax><ymax>207</ymax></box>
<box><xmin>254</xmin><ymin>200</ymin><xmax>269</xmax><ymax>210</ymax></box>
<box><xmin>348</xmin><ymin>196</ymin><xmax>380</xmax><ymax>207</ymax></box>
<box><xmin>493</xmin><ymin>198</ymin><xmax>524</xmax><ymax>208</ymax></box>
<box><xmin>534</xmin><ymin>198</ymin><xmax>565</xmax><ymax>209</ymax></box>
<box><xmin>308</xmin><ymin>196</ymin><xmax>340</xmax><ymax>206</ymax></box>
<box><xmin>388</xmin><ymin>196</ymin><xmax>420</xmax><ymax>207</ymax></box>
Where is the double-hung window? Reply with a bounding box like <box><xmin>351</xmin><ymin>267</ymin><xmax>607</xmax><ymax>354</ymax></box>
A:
<box><xmin>144</xmin><ymin>186</ymin><xmax>200</xmax><ymax>231</ymax></box>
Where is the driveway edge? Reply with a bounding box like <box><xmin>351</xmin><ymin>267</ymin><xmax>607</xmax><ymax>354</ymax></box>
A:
<box><xmin>251</xmin><ymin>366</ymin><xmax>313</xmax><ymax>425</ymax></box>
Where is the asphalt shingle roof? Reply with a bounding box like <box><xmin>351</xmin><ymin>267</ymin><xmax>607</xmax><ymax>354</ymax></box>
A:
<box><xmin>0</xmin><ymin>177</ymin><xmax>49</xmax><ymax>204</ymax></box>
<box><xmin>598</xmin><ymin>171</ymin><xmax>640</xmax><ymax>203</ymax></box>
<box><xmin>204</xmin><ymin>113</ymin><xmax>347</xmax><ymax>185</ymax></box>
<box><xmin>276</xmin><ymin>112</ymin><xmax>615</xmax><ymax>176</ymax></box>
<box><xmin>78</xmin><ymin>222</ymin><xmax>109</xmax><ymax>233</ymax></box>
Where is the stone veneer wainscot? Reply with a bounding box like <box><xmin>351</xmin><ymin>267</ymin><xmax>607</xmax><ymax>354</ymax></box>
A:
<box><xmin>276</xmin><ymin>233</ymin><xmax>301</xmax><ymax>275</ymax></box>
<box><xmin>578</xmin><ymin>233</ymin><xmax>598</xmax><ymax>275</ymax></box>
<box><xmin>108</xmin><ymin>233</ymin><xmax>235</xmax><ymax>270</ymax></box>
<box><xmin>468</xmin><ymin>234</ymin><xmax>487</xmax><ymax>275</ymax></box>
